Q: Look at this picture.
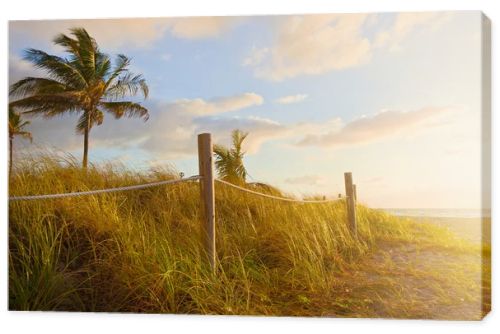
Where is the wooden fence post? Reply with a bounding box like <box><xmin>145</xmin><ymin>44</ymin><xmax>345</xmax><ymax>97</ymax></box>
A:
<box><xmin>353</xmin><ymin>184</ymin><xmax>357</xmax><ymax>202</ymax></box>
<box><xmin>198</xmin><ymin>133</ymin><xmax>216</xmax><ymax>272</ymax></box>
<box><xmin>344</xmin><ymin>172</ymin><xmax>357</xmax><ymax>237</ymax></box>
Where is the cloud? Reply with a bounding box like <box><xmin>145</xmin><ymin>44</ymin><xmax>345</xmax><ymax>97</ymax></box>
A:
<box><xmin>244</xmin><ymin>12</ymin><xmax>453</xmax><ymax>81</ymax></box>
<box><xmin>285</xmin><ymin>175</ymin><xmax>325</xmax><ymax>186</ymax></box>
<box><xmin>297</xmin><ymin>107</ymin><xmax>452</xmax><ymax>148</ymax></box>
<box><xmin>169</xmin><ymin>17</ymin><xmax>241</xmax><ymax>39</ymax></box>
<box><xmin>242</xmin><ymin>47</ymin><xmax>269</xmax><ymax>66</ymax></box>
<box><xmin>125</xmin><ymin>105</ymin><xmax>335</xmax><ymax>159</ymax></box>
<box><xmin>9</xmin><ymin>16</ymin><xmax>239</xmax><ymax>50</ymax></box>
<box><xmin>190</xmin><ymin>115</ymin><xmax>341</xmax><ymax>154</ymax></box>
<box><xmin>167</xmin><ymin>93</ymin><xmax>264</xmax><ymax>116</ymax></box>
<box><xmin>192</xmin><ymin>116</ymin><xmax>290</xmax><ymax>154</ymax></box>
<box><xmin>248</xmin><ymin>14</ymin><xmax>372</xmax><ymax>81</ymax></box>
<box><xmin>275</xmin><ymin>94</ymin><xmax>308</xmax><ymax>105</ymax></box>
<box><xmin>139</xmin><ymin>94</ymin><xmax>267</xmax><ymax>158</ymax></box>
<box><xmin>10</xmin><ymin>19</ymin><xmax>169</xmax><ymax>49</ymax></box>
<box><xmin>374</xmin><ymin>12</ymin><xmax>452</xmax><ymax>51</ymax></box>
<box><xmin>18</xmin><ymin>105</ymin><xmax>451</xmax><ymax>162</ymax></box>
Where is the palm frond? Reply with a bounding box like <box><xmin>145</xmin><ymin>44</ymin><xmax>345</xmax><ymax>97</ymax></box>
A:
<box><xmin>214</xmin><ymin>144</ymin><xmax>232</xmax><ymax>181</ymax></box>
<box><xmin>105</xmin><ymin>72</ymin><xmax>149</xmax><ymax>100</ymax></box>
<box><xmin>103</xmin><ymin>54</ymin><xmax>131</xmax><ymax>90</ymax></box>
<box><xmin>99</xmin><ymin>101</ymin><xmax>149</xmax><ymax>120</ymax></box>
<box><xmin>232</xmin><ymin>130</ymin><xmax>248</xmax><ymax>155</ymax></box>
<box><xmin>17</xmin><ymin>131</ymin><xmax>33</xmax><ymax>143</ymax></box>
<box><xmin>53</xmin><ymin>33</ymin><xmax>81</xmax><ymax>59</ymax></box>
<box><xmin>10</xmin><ymin>94</ymin><xmax>82</xmax><ymax>117</ymax></box>
<box><xmin>95</xmin><ymin>54</ymin><xmax>112</xmax><ymax>80</ymax></box>
<box><xmin>9</xmin><ymin>77</ymin><xmax>68</xmax><ymax>97</ymax></box>
<box><xmin>213</xmin><ymin>131</ymin><xmax>248</xmax><ymax>185</ymax></box>
<box><xmin>9</xmin><ymin>106</ymin><xmax>32</xmax><ymax>142</ymax></box>
<box><xmin>76</xmin><ymin>112</ymin><xmax>89</xmax><ymax>134</ymax></box>
<box><xmin>71</xmin><ymin>28</ymin><xmax>99</xmax><ymax>80</ymax></box>
<box><xmin>22</xmin><ymin>48</ymin><xmax>87</xmax><ymax>88</ymax></box>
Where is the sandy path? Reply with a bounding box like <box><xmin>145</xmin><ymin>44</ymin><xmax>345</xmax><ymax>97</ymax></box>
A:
<box><xmin>327</xmin><ymin>217</ymin><xmax>489</xmax><ymax>320</ymax></box>
<box><xmin>329</xmin><ymin>244</ymin><xmax>484</xmax><ymax>319</ymax></box>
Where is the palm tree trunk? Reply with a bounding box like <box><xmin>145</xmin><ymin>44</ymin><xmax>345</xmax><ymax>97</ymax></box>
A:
<box><xmin>9</xmin><ymin>135</ymin><xmax>13</xmax><ymax>175</ymax></box>
<box><xmin>82</xmin><ymin>112</ymin><xmax>90</xmax><ymax>168</ymax></box>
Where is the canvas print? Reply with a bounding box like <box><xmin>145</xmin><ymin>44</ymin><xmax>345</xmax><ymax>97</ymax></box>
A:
<box><xmin>8</xmin><ymin>12</ymin><xmax>491</xmax><ymax>319</ymax></box>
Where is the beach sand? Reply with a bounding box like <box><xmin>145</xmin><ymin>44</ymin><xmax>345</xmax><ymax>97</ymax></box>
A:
<box><xmin>401</xmin><ymin>216</ymin><xmax>491</xmax><ymax>244</ymax></box>
<box><xmin>329</xmin><ymin>215</ymin><xmax>491</xmax><ymax>319</ymax></box>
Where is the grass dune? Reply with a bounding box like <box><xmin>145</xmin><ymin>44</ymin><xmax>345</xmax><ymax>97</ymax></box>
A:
<box><xmin>8</xmin><ymin>155</ymin><xmax>489</xmax><ymax>318</ymax></box>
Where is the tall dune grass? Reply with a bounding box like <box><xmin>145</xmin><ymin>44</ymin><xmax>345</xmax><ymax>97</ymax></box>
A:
<box><xmin>8</xmin><ymin>155</ymin><xmax>481</xmax><ymax>315</ymax></box>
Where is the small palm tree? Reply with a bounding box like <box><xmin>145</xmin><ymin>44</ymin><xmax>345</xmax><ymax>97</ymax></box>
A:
<box><xmin>9</xmin><ymin>106</ymin><xmax>32</xmax><ymax>174</ymax></box>
<box><xmin>9</xmin><ymin>27</ymin><xmax>149</xmax><ymax>168</ymax></box>
<box><xmin>214</xmin><ymin>129</ymin><xmax>249</xmax><ymax>185</ymax></box>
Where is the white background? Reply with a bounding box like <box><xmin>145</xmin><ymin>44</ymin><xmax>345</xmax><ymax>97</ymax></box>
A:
<box><xmin>0</xmin><ymin>0</ymin><xmax>497</xmax><ymax>333</ymax></box>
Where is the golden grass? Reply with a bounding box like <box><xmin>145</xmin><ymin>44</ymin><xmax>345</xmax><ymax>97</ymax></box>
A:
<box><xmin>8</xmin><ymin>155</ymin><xmax>489</xmax><ymax>318</ymax></box>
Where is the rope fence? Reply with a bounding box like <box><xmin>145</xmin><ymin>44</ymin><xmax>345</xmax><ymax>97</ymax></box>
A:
<box><xmin>9</xmin><ymin>175</ymin><xmax>202</xmax><ymax>201</ymax></box>
<box><xmin>215</xmin><ymin>178</ymin><xmax>341</xmax><ymax>204</ymax></box>
<box><xmin>8</xmin><ymin>133</ymin><xmax>358</xmax><ymax>272</ymax></box>
<box><xmin>8</xmin><ymin>175</ymin><xmax>344</xmax><ymax>203</ymax></box>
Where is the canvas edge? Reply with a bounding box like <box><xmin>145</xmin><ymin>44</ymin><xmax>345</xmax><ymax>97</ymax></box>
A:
<box><xmin>480</xmin><ymin>11</ymin><xmax>492</xmax><ymax>320</ymax></box>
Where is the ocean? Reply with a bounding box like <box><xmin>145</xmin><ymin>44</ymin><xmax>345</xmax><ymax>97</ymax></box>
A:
<box><xmin>379</xmin><ymin>208</ymin><xmax>491</xmax><ymax>219</ymax></box>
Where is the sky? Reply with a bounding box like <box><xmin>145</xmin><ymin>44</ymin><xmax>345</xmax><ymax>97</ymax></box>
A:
<box><xmin>8</xmin><ymin>12</ymin><xmax>487</xmax><ymax>209</ymax></box>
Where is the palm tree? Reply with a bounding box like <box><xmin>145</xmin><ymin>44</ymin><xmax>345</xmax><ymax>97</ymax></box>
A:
<box><xmin>9</xmin><ymin>106</ymin><xmax>32</xmax><ymax>174</ymax></box>
<box><xmin>214</xmin><ymin>129</ymin><xmax>249</xmax><ymax>185</ymax></box>
<box><xmin>9</xmin><ymin>28</ymin><xmax>149</xmax><ymax>168</ymax></box>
